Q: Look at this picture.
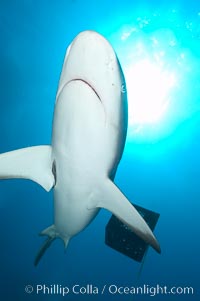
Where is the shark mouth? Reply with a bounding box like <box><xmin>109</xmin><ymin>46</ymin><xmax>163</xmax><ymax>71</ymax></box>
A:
<box><xmin>67</xmin><ymin>78</ymin><xmax>101</xmax><ymax>102</ymax></box>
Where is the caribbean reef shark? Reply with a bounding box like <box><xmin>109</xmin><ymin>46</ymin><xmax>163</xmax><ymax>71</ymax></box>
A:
<box><xmin>0</xmin><ymin>31</ymin><xmax>160</xmax><ymax>265</ymax></box>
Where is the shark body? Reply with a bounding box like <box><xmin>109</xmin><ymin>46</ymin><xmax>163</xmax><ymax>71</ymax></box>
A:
<box><xmin>0</xmin><ymin>31</ymin><xmax>160</xmax><ymax>265</ymax></box>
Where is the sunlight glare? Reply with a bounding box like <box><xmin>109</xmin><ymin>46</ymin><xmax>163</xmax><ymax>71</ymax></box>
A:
<box><xmin>125</xmin><ymin>59</ymin><xmax>176</xmax><ymax>124</ymax></box>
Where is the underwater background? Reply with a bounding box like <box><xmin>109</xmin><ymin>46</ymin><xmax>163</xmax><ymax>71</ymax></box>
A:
<box><xmin>0</xmin><ymin>0</ymin><xmax>199</xmax><ymax>300</ymax></box>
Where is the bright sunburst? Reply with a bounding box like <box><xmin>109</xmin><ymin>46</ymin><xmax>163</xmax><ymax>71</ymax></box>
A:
<box><xmin>108</xmin><ymin>7</ymin><xmax>200</xmax><ymax>141</ymax></box>
<box><xmin>126</xmin><ymin>59</ymin><xmax>176</xmax><ymax>124</ymax></box>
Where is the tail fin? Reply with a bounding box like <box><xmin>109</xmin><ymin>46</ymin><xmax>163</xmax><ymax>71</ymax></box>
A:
<box><xmin>34</xmin><ymin>225</ymin><xmax>57</xmax><ymax>266</ymax></box>
<box><xmin>34</xmin><ymin>235</ymin><xmax>56</xmax><ymax>266</ymax></box>
<box><xmin>34</xmin><ymin>224</ymin><xmax>70</xmax><ymax>266</ymax></box>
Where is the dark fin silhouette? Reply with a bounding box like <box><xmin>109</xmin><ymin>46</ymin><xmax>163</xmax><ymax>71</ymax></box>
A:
<box><xmin>34</xmin><ymin>236</ymin><xmax>55</xmax><ymax>266</ymax></box>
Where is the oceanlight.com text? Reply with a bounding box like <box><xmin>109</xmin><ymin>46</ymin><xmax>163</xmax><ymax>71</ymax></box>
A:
<box><xmin>25</xmin><ymin>283</ymin><xmax>194</xmax><ymax>297</ymax></box>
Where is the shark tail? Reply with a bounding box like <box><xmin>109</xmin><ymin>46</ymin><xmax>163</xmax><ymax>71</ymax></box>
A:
<box><xmin>34</xmin><ymin>225</ymin><xmax>70</xmax><ymax>266</ymax></box>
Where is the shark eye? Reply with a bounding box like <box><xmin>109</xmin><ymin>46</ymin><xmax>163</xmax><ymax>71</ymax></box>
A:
<box><xmin>121</xmin><ymin>84</ymin><xmax>126</xmax><ymax>94</ymax></box>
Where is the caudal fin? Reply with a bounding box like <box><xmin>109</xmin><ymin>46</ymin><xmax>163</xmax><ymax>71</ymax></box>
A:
<box><xmin>34</xmin><ymin>225</ymin><xmax>57</xmax><ymax>266</ymax></box>
<box><xmin>34</xmin><ymin>224</ymin><xmax>70</xmax><ymax>266</ymax></box>
<box><xmin>34</xmin><ymin>236</ymin><xmax>55</xmax><ymax>266</ymax></box>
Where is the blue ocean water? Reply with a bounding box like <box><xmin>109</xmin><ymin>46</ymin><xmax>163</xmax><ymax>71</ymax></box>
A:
<box><xmin>0</xmin><ymin>0</ymin><xmax>199</xmax><ymax>300</ymax></box>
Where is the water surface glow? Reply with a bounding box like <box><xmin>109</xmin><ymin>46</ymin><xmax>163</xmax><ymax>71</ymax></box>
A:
<box><xmin>108</xmin><ymin>6</ymin><xmax>200</xmax><ymax>142</ymax></box>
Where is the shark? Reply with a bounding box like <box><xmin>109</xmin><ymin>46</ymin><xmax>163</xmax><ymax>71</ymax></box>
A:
<box><xmin>0</xmin><ymin>31</ymin><xmax>161</xmax><ymax>266</ymax></box>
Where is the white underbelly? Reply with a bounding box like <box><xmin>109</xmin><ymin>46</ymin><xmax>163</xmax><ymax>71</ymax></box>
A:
<box><xmin>51</xmin><ymin>80</ymin><xmax>124</xmax><ymax>237</ymax></box>
<box><xmin>53</xmin><ymin>184</ymin><xmax>100</xmax><ymax>237</ymax></box>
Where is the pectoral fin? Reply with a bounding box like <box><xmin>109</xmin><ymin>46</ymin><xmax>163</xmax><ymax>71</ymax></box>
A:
<box><xmin>0</xmin><ymin>145</ymin><xmax>54</xmax><ymax>191</ymax></box>
<box><xmin>88</xmin><ymin>179</ymin><xmax>161</xmax><ymax>253</ymax></box>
